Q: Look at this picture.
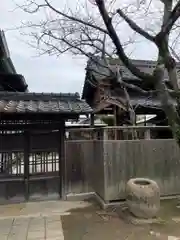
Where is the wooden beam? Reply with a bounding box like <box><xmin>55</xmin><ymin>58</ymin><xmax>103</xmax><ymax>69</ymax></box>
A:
<box><xmin>0</xmin><ymin>113</ymin><xmax>79</xmax><ymax>121</ymax></box>
<box><xmin>0</xmin><ymin>123</ymin><xmax>62</xmax><ymax>131</ymax></box>
<box><xmin>102</xmin><ymin>125</ymin><xmax>170</xmax><ymax>130</ymax></box>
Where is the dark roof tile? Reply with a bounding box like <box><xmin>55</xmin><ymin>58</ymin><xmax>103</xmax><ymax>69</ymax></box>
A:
<box><xmin>0</xmin><ymin>92</ymin><xmax>92</xmax><ymax>114</ymax></box>
<box><xmin>87</xmin><ymin>57</ymin><xmax>180</xmax><ymax>81</ymax></box>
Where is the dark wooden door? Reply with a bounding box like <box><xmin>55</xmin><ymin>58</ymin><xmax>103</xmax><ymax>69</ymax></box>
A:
<box><xmin>0</xmin><ymin>130</ymin><xmax>62</xmax><ymax>204</ymax></box>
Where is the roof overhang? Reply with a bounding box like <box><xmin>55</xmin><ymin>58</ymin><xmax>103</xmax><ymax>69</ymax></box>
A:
<box><xmin>0</xmin><ymin>30</ymin><xmax>28</xmax><ymax>92</ymax></box>
<box><xmin>0</xmin><ymin>92</ymin><xmax>92</xmax><ymax>116</ymax></box>
<box><xmin>82</xmin><ymin>57</ymin><xmax>180</xmax><ymax>102</ymax></box>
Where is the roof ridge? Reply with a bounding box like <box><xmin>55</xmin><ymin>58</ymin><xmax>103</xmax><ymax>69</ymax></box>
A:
<box><xmin>88</xmin><ymin>57</ymin><xmax>180</xmax><ymax>66</ymax></box>
<box><xmin>0</xmin><ymin>91</ymin><xmax>80</xmax><ymax>98</ymax></box>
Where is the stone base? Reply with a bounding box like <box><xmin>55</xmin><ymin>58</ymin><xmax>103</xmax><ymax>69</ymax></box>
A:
<box><xmin>94</xmin><ymin>193</ymin><xmax>125</xmax><ymax>210</ymax></box>
<box><xmin>66</xmin><ymin>192</ymin><xmax>95</xmax><ymax>201</ymax></box>
<box><xmin>117</xmin><ymin>205</ymin><xmax>162</xmax><ymax>225</ymax></box>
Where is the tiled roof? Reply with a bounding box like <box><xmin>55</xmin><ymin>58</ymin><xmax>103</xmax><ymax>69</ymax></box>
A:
<box><xmin>130</xmin><ymin>97</ymin><xmax>177</xmax><ymax>108</ymax></box>
<box><xmin>0</xmin><ymin>30</ymin><xmax>28</xmax><ymax>92</ymax></box>
<box><xmin>0</xmin><ymin>92</ymin><xmax>92</xmax><ymax>114</ymax></box>
<box><xmin>109</xmin><ymin>88</ymin><xmax>176</xmax><ymax>109</ymax></box>
<box><xmin>87</xmin><ymin>57</ymin><xmax>180</xmax><ymax>81</ymax></box>
<box><xmin>113</xmin><ymin>59</ymin><xmax>180</xmax><ymax>81</ymax></box>
<box><xmin>82</xmin><ymin>57</ymin><xmax>180</xmax><ymax>101</ymax></box>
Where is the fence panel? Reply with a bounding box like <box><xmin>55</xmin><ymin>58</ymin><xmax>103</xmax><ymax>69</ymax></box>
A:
<box><xmin>104</xmin><ymin>139</ymin><xmax>180</xmax><ymax>201</ymax></box>
<box><xmin>65</xmin><ymin>139</ymin><xmax>180</xmax><ymax>200</ymax></box>
<box><xmin>65</xmin><ymin>140</ymin><xmax>94</xmax><ymax>194</ymax></box>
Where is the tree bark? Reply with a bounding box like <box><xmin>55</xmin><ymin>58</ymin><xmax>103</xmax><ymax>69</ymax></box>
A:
<box><xmin>154</xmin><ymin>63</ymin><xmax>180</xmax><ymax>143</ymax></box>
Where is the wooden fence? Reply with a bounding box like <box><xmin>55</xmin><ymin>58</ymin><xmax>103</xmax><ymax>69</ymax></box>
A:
<box><xmin>66</xmin><ymin>125</ymin><xmax>173</xmax><ymax>140</ymax></box>
<box><xmin>65</xmin><ymin>141</ymin><xmax>94</xmax><ymax>194</ymax></box>
<box><xmin>65</xmin><ymin>139</ymin><xmax>180</xmax><ymax>201</ymax></box>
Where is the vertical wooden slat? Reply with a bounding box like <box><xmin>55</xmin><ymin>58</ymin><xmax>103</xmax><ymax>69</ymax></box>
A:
<box><xmin>64</xmin><ymin>139</ymin><xmax>180</xmax><ymax>201</ymax></box>
<box><xmin>40</xmin><ymin>151</ymin><xmax>43</xmax><ymax>172</ymax></box>
<box><xmin>0</xmin><ymin>153</ymin><xmax>4</xmax><ymax>173</ymax></box>
<box><xmin>59</xmin><ymin>121</ymin><xmax>65</xmax><ymax>198</ymax></box>
<box><xmin>103</xmin><ymin>139</ymin><xmax>180</xmax><ymax>201</ymax></box>
<box><xmin>90</xmin><ymin>113</ymin><xmax>94</xmax><ymax>128</ymax></box>
<box><xmin>24</xmin><ymin>131</ymin><xmax>30</xmax><ymax>200</ymax></box>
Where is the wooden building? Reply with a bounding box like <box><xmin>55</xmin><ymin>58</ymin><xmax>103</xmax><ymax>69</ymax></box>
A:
<box><xmin>0</xmin><ymin>30</ymin><xmax>27</xmax><ymax>92</ymax></box>
<box><xmin>0</xmin><ymin>92</ymin><xmax>92</xmax><ymax>202</ymax></box>
<box><xmin>0</xmin><ymin>31</ymin><xmax>93</xmax><ymax>203</ymax></box>
<box><xmin>82</xmin><ymin>57</ymin><xmax>178</xmax><ymax>126</ymax></box>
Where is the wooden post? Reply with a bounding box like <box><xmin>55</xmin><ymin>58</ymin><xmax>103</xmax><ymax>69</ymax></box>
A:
<box><xmin>103</xmin><ymin>128</ymin><xmax>108</xmax><ymax>140</ymax></box>
<box><xmin>97</xmin><ymin>128</ymin><xmax>104</xmax><ymax>140</ymax></box>
<box><xmin>144</xmin><ymin>128</ymin><xmax>151</xmax><ymax>139</ymax></box>
<box><xmin>24</xmin><ymin>131</ymin><xmax>30</xmax><ymax>201</ymax></box>
<box><xmin>132</xmin><ymin>114</ymin><xmax>137</xmax><ymax>139</ymax></box>
<box><xmin>59</xmin><ymin>122</ymin><xmax>65</xmax><ymax>199</ymax></box>
<box><xmin>90</xmin><ymin>113</ymin><xmax>95</xmax><ymax>139</ymax></box>
<box><xmin>114</xmin><ymin>106</ymin><xmax>118</xmax><ymax>139</ymax></box>
<box><xmin>114</xmin><ymin>106</ymin><xmax>117</xmax><ymax>126</ymax></box>
<box><xmin>114</xmin><ymin>106</ymin><xmax>122</xmax><ymax>139</ymax></box>
<box><xmin>90</xmin><ymin>113</ymin><xmax>95</xmax><ymax>127</ymax></box>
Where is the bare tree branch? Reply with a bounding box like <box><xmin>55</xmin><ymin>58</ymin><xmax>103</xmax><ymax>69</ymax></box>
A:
<box><xmin>116</xmin><ymin>8</ymin><xmax>155</xmax><ymax>42</ymax></box>
<box><xmin>44</xmin><ymin>0</ymin><xmax>108</xmax><ymax>34</ymax></box>
<box><xmin>156</xmin><ymin>0</ymin><xmax>180</xmax><ymax>40</ymax></box>
<box><xmin>95</xmin><ymin>0</ymin><xmax>155</xmax><ymax>84</ymax></box>
<box><xmin>15</xmin><ymin>0</ymin><xmax>180</xmax><ymax>142</ymax></box>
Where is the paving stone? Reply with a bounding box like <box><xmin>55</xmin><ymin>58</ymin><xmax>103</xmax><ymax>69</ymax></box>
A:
<box><xmin>12</xmin><ymin>227</ymin><xmax>27</xmax><ymax>233</ymax></box>
<box><xmin>29</xmin><ymin>218</ymin><xmax>44</xmax><ymax>232</ymax></box>
<box><xmin>28</xmin><ymin>226</ymin><xmax>45</xmax><ymax>232</ymax></box>
<box><xmin>29</xmin><ymin>223</ymin><xmax>44</xmax><ymax>228</ymax></box>
<box><xmin>0</xmin><ymin>236</ymin><xmax>8</xmax><ymax>240</ymax></box>
<box><xmin>46</xmin><ymin>231</ymin><xmax>64</xmax><ymax>238</ymax></box>
<box><xmin>0</xmin><ymin>219</ymin><xmax>14</xmax><ymax>227</ymax></box>
<box><xmin>8</xmin><ymin>234</ymin><xmax>26</xmax><ymax>240</ymax></box>
<box><xmin>46</xmin><ymin>215</ymin><xmax>60</xmax><ymax>222</ymax></box>
<box><xmin>8</xmin><ymin>231</ymin><xmax>27</xmax><ymax>238</ymax></box>
<box><xmin>30</xmin><ymin>217</ymin><xmax>44</xmax><ymax>224</ymax></box>
<box><xmin>0</xmin><ymin>229</ymin><xmax>11</xmax><ymax>235</ymax></box>
<box><xmin>0</xmin><ymin>201</ymin><xmax>72</xmax><ymax>240</ymax></box>
<box><xmin>27</xmin><ymin>230</ymin><xmax>45</xmax><ymax>239</ymax></box>
<box><xmin>46</xmin><ymin>223</ymin><xmax>61</xmax><ymax>229</ymax></box>
<box><xmin>13</xmin><ymin>218</ymin><xmax>29</xmax><ymax>226</ymax></box>
<box><xmin>46</xmin><ymin>237</ymin><xmax>64</xmax><ymax>240</ymax></box>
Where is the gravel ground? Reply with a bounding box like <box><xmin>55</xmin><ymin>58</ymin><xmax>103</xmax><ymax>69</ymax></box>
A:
<box><xmin>61</xmin><ymin>199</ymin><xmax>180</xmax><ymax>240</ymax></box>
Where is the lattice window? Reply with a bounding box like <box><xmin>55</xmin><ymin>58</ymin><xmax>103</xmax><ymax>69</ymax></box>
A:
<box><xmin>29</xmin><ymin>151</ymin><xmax>59</xmax><ymax>175</ymax></box>
<box><xmin>0</xmin><ymin>151</ymin><xmax>24</xmax><ymax>176</ymax></box>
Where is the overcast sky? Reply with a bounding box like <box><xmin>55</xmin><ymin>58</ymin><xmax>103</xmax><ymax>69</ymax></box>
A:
<box><xmin>0</xmin><ymin>0</ymin><xmax>157</xmax><ymax>94</ymax></box>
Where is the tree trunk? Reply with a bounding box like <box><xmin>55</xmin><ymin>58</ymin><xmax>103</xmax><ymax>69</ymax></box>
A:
<box><xmin>154</xmin><ymin>63</ymin><xmax>180</xmax><ymax>144</ymax></box>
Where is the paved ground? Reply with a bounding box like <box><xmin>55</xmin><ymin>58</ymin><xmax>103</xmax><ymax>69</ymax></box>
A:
<box><xmin>0</xmin><ymin>215</ymin><xmax>64</xmax><ymax>240</ymax></box>
<box><xmin>0</xmin><ymin>200</ymin><xmax>91</xmax><ymax>240</ymax></box>
<box><xmin>1</xmin><ymin>199</ymin><xmax>180</xmax><ymax>239</ymax></box>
